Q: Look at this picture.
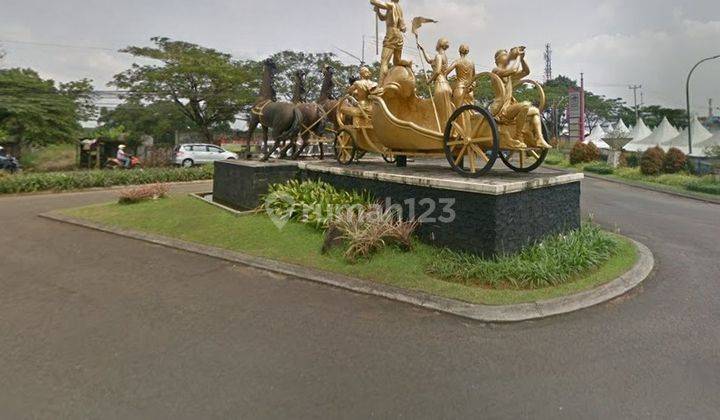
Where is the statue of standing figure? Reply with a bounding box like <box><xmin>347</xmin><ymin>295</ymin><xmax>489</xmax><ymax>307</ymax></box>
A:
<box><xmin>446</xmin><ymin>44</ymin><xmax>476</xmax><ymax>108</ymax></box>
<box><xmin>418</xmin><ymin>38</ymin><xmax>453</xmax><ymax>124</ymax></box>
<box><xmin>491</xmin><ymin>47</ymin><xmax>552</xmax><ymax>149</ymax></box>
<box><xmin>370</xmin><ymin>0</ymin><xmax>412</xmax><ymax>84</ymax></box>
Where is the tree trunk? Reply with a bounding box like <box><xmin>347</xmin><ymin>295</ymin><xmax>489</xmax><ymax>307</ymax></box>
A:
<box><xmin>201</xmin><ymin>126</ymin><xmax>216</xmax><ymax>145</ymax></box>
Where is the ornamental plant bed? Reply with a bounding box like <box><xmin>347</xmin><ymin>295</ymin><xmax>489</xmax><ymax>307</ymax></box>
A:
<box><xmin>60</xmin><ymin>195</ymin><xmax>638</xmax><ymax>306</ymax></box>
<box><xmin>0</xmin><ymin>165</ymin><xmax>213</xmax><ymax>194</ymax></box>
<box><xmin>544</xmin><ymin>151</ymin><xmax>720</xmax><ymax>198</ymax></box>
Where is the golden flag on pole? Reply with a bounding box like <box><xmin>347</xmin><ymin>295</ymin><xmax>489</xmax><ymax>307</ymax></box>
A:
<box><xmin>411</xmin><ymin>16</ymin><xmax>438</xmax><ymax>39</ymax></box>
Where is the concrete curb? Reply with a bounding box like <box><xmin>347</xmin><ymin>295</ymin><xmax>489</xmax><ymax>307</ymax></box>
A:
<box><xmin>545</xmin><ymin>166</ymin><xmax>720</xmax><ymax>205</ymax></box>
<box><xmin>188</xmin><ymin>192</ymin><xmax>257</xmax><ymax>216</ymax></box>
<box><xmin>39</xmin><ymin>212</ymin><xmax>654</xmax><ymax>323</ymax></box>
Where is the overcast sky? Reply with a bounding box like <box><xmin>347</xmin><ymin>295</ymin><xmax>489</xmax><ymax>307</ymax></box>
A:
<box><xmin>1</xmin><ymin>0</ymin><xmax>719</xmax><ymax>118</ymax></box>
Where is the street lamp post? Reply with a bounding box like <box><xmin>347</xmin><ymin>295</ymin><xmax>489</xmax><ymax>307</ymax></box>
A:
<box><xmin>686</xmin><ymin>54</ymin><xmax>720</xmax><ymax>155</ymax></box>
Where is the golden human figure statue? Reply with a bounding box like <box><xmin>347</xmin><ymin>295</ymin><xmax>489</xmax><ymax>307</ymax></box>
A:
<box><xmin>341</xmin><ymin>67</ymin><xmax>382</xmax><ymax>126</ymax></box>
<box><xmin>491</xmin><ymin>47</ymin><xmax>551</xmax><ymax>149</ymax></box>
<box><xmin>370</xmin><ymin>0</ymin><xmax>410</xmax><ymax>84</ymax></box>
<box><xmin>347</xmin><ymin>67</ymin><xmax>378</xmax><ymax>109</ymax></box>
<box><xmin>418</xmin><ymin>38</ymin><xmax>454</xmax><ymax>123</ymax></box>
<box><xmin>446</xmin><ymin>44</ymin><xmax>476</xmax><ymax>108</ymax></box>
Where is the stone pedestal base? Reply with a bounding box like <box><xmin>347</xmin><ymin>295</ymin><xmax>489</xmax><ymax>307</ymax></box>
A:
<box><xmin>298</xmin><ymin>162</ymin><xmax>583</xmax><ymax>257</ymax></box>
<box><xmin>212</xmin><ymin>160</ymin><xmax>584</xmax><ymax>257</ymax></box>
<box><xmin>213</xmin><ymin>160</ymin><xmax>297</xmax><ymax>210</ymax></box>
<box><xmin>607</xmin><ymin>150</ymin><xmax>622</xmax><ymax>168</ymax></box>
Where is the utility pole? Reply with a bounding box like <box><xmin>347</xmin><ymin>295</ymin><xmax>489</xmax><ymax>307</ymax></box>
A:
<box><xmin>629</xmin><ymin>84</ymin><xmax>642</xmax><ymax>121</ymax></box>
<box><xmin>580</xmin><ymin>73</ymin><xmax>585</xmax><ymax>141</ymax></box>
<box><xmin>361</xmin><ymin>35</ymin><xmax>366</xmax><ymax>65</ymax></box>
<box><xmin>687</xmin><ymin>55</ymin><xmax>720</xmax><ymax>155</ymax></box>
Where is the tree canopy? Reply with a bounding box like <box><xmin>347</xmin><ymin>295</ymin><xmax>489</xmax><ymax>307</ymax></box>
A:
<box><xmin>0</xmin><ymin>68</ymin><xmax>86</xmax><ymax>146</ymax></box>
<box><xmin>98</xmin><ymin>100</ymin><xmax>194</xmax><ymax>145</ymax></box>
<box><xmin>111</xmin><ymin>37</ymin><xmax>258</xmax><ymax>143</ymax></box>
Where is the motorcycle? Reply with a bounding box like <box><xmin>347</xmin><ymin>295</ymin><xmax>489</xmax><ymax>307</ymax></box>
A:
<box><xmin>105</xmin><ymin>155</ymin><xmax>142</xmax><ymax>170</ymax></box>
<box><xmin>0</xmin><ymin>155</ymin><xmax>21</xmax><ymax>174</ymax></box>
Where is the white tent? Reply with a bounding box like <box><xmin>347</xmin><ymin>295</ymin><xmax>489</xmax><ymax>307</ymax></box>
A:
<box><xmin>584</xmin><ymin>125</ymin><xmax>611</xmax><ymax>149</ymax></box>
<box><xmin>623</xmin><ymin>118</ymin><xmax>652</xmax><ymax>151</ymax></box>
<box><xmin>614</xmin><ymin>119</ymin><xmax>630</xmax><ymax>134</ymax></box>
<box><xmin>662</xmin><ymin>116</ymin><xmax>713</xmax><ymax>155</ymax></box>
<box><xmin>694</xmin><ymin>132</ymin><xmax>720</xmax><ymax>157</ymax></box>
<box><xmin>604</xmin><ymin>118</ymin><xmax>631</xmax><ymax>138</ymax></box>
<box><xmin>625</xmin><ymin>117</ymin><xmax>677</xmax><ymax>152</ymax></box>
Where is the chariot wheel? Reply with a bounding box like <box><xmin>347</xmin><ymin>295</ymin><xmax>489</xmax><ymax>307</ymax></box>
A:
<box><xmin>333</xmin><ymin>128</ymin><xmax>357</xmax><ymax>165</ymax></box>
<box><xmin>443</xmin><ymin>105</ymin><xmax>499</xmax><ymax>178</ymax></box>
<box><xmin>382</xmin><ymin>154</ymin><xmax>396</xmax><ymax>164</ymax></box>
<box><xmin>499</xmin><ymin>122</ymin><xmax>550</xmax><ymax>172</ymax></box>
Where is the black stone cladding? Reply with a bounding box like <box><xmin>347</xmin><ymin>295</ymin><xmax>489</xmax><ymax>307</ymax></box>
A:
<box><xmin>299</xmin><ymin>170</ymin><xmax>581</xmax><ymax>257</ymax></box>
<box><xmin>213</xmin><ymin>160</ymin><xmax>298</xmax><ymax>210</ymax></box>
<box><xmin>213</xmin><ymin>160</ymin><xmax>581</xmax><ymax>256</ymax></box>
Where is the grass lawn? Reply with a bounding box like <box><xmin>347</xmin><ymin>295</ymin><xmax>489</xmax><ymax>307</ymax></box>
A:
<box><xmin>61</xmin><ymin>195</ymin><xmax>638</xmax><ymax>306</ymax></box>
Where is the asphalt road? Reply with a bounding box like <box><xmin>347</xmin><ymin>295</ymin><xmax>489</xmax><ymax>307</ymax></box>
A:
<box><xmin>0</xmin><ymin>179</ymin><xmax>718</xmax><ymax>419</ymax></box>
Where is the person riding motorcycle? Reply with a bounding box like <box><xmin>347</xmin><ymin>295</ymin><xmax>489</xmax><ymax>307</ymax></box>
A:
<box><xmin>0</xmin><ymin>146</ymin><xmax>21</xmax><ymax>173</ymax></box>
<box><xmin>117</xmin><ymin>145</ymin><xmax>131</xmax><ymax>168</ymax></box>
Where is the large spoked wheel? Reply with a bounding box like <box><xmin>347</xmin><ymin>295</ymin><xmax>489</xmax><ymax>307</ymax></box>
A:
<box><xmin>333</xmin><ymin>128</ymin><xmax>357</xmax><ymax>165</ymax></box>
<box><xmin>443</xmin><ymin>105</ymin><xmax>499</xmax><ymax>178</ymax></box>
<box><xmin>499</xmin><ymin>122</ymin><xmax>550</xmax><ymax>173</ymax></box>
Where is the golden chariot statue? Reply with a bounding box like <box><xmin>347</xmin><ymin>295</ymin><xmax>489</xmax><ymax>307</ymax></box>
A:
<box><xmin>331</xmin><ymin>1</ymin><xmax>552</xmax><ymax>177</ymax></box>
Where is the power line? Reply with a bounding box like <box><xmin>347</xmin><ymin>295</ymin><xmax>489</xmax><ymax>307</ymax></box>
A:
<box><xmin>628</xmin><ymin>84</ymin><xmax>642</xmax><ymax>120</ymax></box>
<box><xmin>0</xmin><ymin>38</ymin><xmax>119</xmax><ymax>52</ymax></box>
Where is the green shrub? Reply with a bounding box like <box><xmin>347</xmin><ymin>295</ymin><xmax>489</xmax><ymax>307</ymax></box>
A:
<box><xmin>584</xmin><ymin>163</ymin><xmax>615</xmax><ymax>175</ymax></box>
<box><xmin>585</xmin><ymin>142</ymin><xmax>601</xmax><ymax>161</ymax></box>
<box><xmin>426</xmin><ymin>224</ymin><xmax>619</xmax><ymax>289</ymax></box>
<box><xmin>625</xmin><ymin>153</ymin><xmax>640</xmax><ymax>168</ymax></box>
<box><xmin>569</xmin><ymin>142</ymin><xmax>600</xmax><ymax>165</ymax></box>
<box><xmin>663</xmin><ymin>147</ymin><xmax>687</xmax><ymax>174</ymax></box>
<box><xmin>569</xmin><ymin>142</ymin><xmax>588</xmax><ymax>165</ymax></box>
<box><xmin>687</xmin><ymin>180</ymin><xmax>720</xmax><ymax>195</ymax></box>
<box><xmin>640</xmin><ymin>146</ymin><xmax>664</xmax><ymax>175</ymax></box>
<box><xmin>0</xmin><ymin>165</ymin><xmax>213</xmax><ymax>194</ymax></box>
<box><xmin>263</xmin><ymin>180</ymin><xmax>374</xmax><ymax>229</ymax></box>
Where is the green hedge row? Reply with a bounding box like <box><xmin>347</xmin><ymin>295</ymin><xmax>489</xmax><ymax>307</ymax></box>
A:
<box><xmin>687</xmin><ymin>180</ymin><xmax>720</xmax><ymax>195</ymax></box>
<box><xmin>584</xmin><ymin>163</ymin><xmax>615</xmax><ymax>175</ymax></box>
<box><xmin>0</xmin><ymin>166</ymin><xmax>214</xmax><ymax>194</ymax></box>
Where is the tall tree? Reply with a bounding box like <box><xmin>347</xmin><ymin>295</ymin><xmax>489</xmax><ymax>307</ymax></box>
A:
<box><xmin>59</xmin><ymin>78</ymin><xmax>98</xmax><ymax>121</ymax></box>
<box><xmin>98</xmin><ymin>100</ymin><xmax>194</xmax><ymax>144</ymax></box>
<box><xmin>639</xmin><ymin>105</ymin><xmax>688</xmax><ymax>129</ymax></box>
<box><xmin>112</xmin><ymin>37</ymin><xmax>257</xmax><ymax>144</ymax></box>
<box><xmin>267</xmin><ymin>51</ymin><xmax>366</xmax><ymax>101</ymax></box>
<box><xmin>0</xmin><ymin>68</ymin><xmax>82</xmax><ymax>146</ymax></box>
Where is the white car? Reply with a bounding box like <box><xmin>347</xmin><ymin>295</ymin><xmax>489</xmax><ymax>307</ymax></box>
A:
<box><xmin>174</xmin><ymin>144</ymin><xmax>238</xmax><ymax>167</ymax></box>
